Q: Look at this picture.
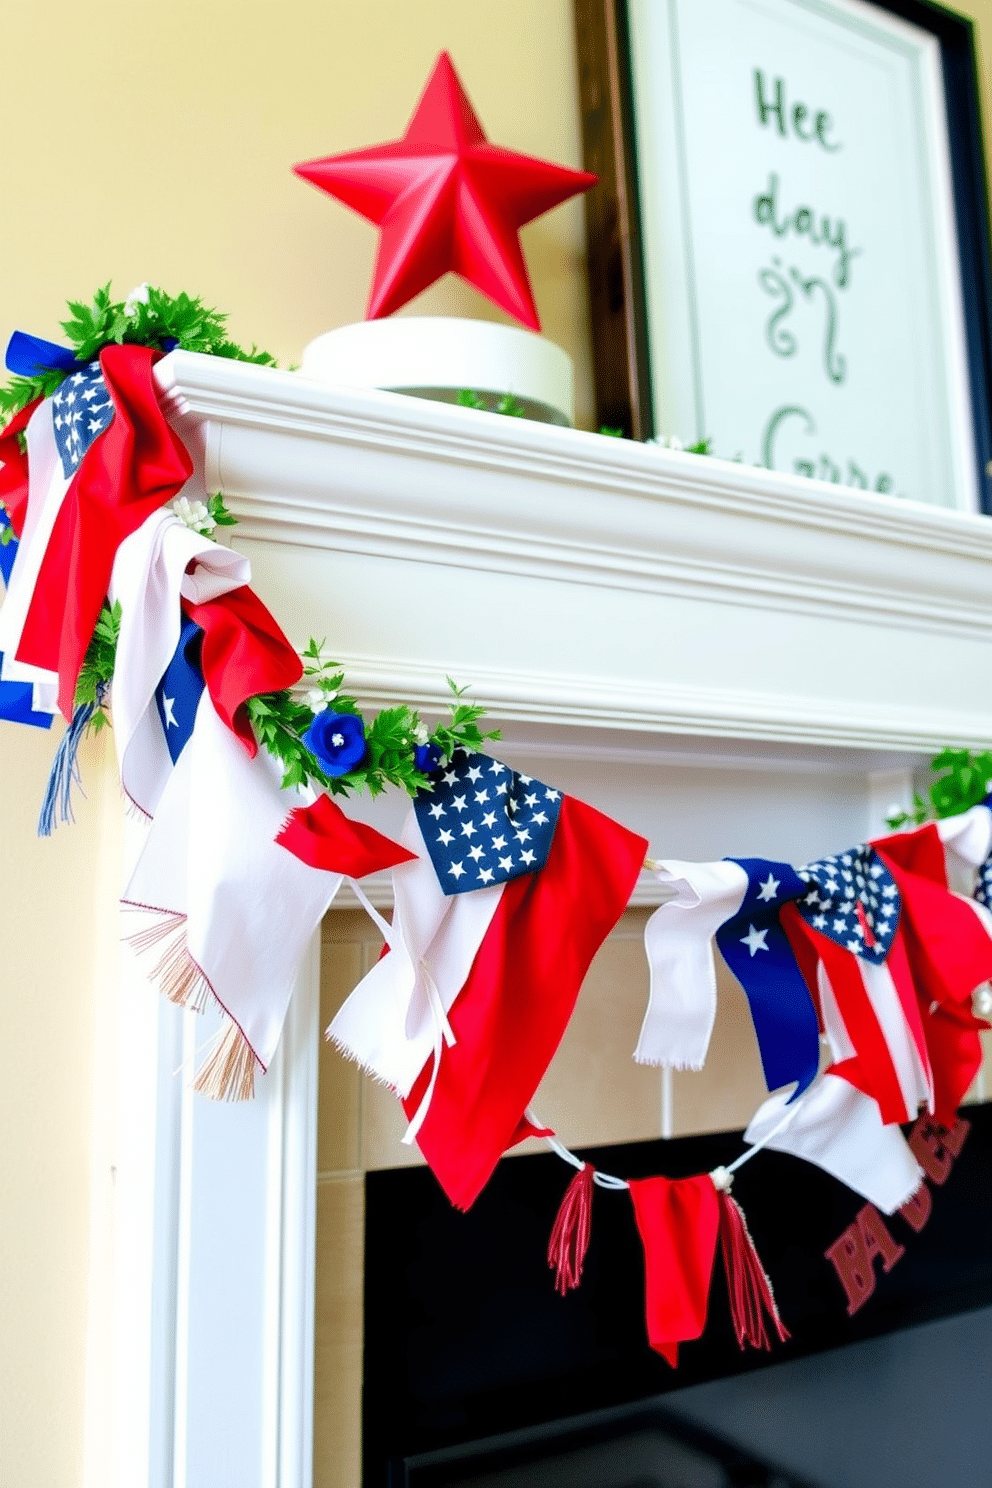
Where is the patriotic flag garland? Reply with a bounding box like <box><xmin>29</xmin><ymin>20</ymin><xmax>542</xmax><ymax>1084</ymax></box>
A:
<box><xmin>329</xmin><ymin>748</ymin><xmax>647</xmax><ymax>1209</ymax></box>
<box><xmin>2</xmin><ymin>294</ymin><xmax>991</xmax><ymax>1370</ymax></box>
<box><xmin>2</xmin><ymin>346</ymin><xmax>192</xmax><ymax>720</ymax></box>
<box><xmin>111</xmin><ymin>502</ymin><xmax>412</xmax><ymax>1095</ymax></box>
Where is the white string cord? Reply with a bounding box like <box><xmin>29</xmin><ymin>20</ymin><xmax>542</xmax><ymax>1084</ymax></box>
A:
<box><xmin>401</xmin><ymin>960</ymin><xmax>456</xmax><ymax>1146</ymax></box>
<box><xmin>347</xmin><ymin>876</ymin><xmax>394</xmax><ymax>948</ymax></box>
<box><xmin>528</xmin><ymin>1089</ymin><xmax>805</xmax><ymax>1192</ymax></box>
<box><xmin>526</xmin><ymin>1108</ymin><xmax>629</xmax><ymax>1189</ymax></box>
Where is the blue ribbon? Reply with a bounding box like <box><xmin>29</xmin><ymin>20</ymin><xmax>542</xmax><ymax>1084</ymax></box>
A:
<box><xmin>5</xmin><ymin>330</ymin><xmax>80</xmax><ymax>379</ymax></box>
<box><xmin>0</xmin><ymin>669</ymin><xmax>54</xmax><ymax>730</ymax></box>
<box><xmin>0</xmin><ymin>516</ymin><xmax>52</xmax><ymax>730</ymax></box>
<box><xmin>155</xmin><ymin>620</ymin><xmax>205</xmax><ymax>763</ymax></box>
<box><xmin>716</xmin><ymin>856</ymin><xmax>821</xmax><ymax>1099</ymax></box>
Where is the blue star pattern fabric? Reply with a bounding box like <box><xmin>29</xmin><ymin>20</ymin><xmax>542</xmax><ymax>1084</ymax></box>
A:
<box><xmin>154</xmin><ymin>620</ymin><xmax>205</xmax><ymax>764</ymax></box>
<box><xmin>976</xmin><ymin>857</ymin><xmax>992</xmax><ymax>910</ymax></box>
<box><xmin>51</xmin><ymin>364</ymin><xmax>114</xmax><ymax>479</ymax></box>
<box><xmin>414</xmin><ymin>748</ymin><xmax>562</xmax><ymax>895</ymax></box>
<box><xmin>715</xmin><ymin>858</ymin><xmax>821</xmax><ymax>1098</ymax></box>
<box><xmin>796</xmin><ymin>846</ymin><xmax>899</xmax><ymax>963</ymax></box>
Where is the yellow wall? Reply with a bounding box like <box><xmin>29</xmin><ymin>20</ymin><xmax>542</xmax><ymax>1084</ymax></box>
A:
<box><xmin>0</xmin><ymin>3</ymin><xmax>990</xmax><ymax>1485</ymax></box>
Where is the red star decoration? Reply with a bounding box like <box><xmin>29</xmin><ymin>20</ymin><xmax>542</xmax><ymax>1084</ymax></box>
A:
<box><xmin>293</xmin><ymin>52</ymin><xmax>597</xmax><ymax>331</ymax></box>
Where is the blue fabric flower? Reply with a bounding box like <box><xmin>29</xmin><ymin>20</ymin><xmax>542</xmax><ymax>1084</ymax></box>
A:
<box><xmin>414</xmin><ymin>741</ymin><xmax>444</xmax><ymax>774</ymax></box>
<box><xmin>303</xmin><ymin>711</ymin><xmax>366</xmax><ymax>777</ymax></box>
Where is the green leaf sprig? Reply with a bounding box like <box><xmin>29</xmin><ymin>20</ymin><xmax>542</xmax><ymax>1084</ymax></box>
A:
<box><xmin>885</xmin><ymin>747</ymin><xmax>992</xmax><ymax>829</ymax></box>
<box><xmin>74</xmin><ymin>600</ymin><xmax>121</xmax><ymax>735</ymax></box>
<box><xmin>456</xmin><ymin>388</ymin><xmax>525</xmax><ymax>418</ymax></box>
<box><xmin>247</xmin><ymin>643</ymin><xmax>499</xmax><ymax>796</ymax></box>
<box><xmin>0</xmin><ymin>283</ymin><xmax>277</xmax><ymax>426</ymax></box>
<box><xmin>206</xmin><ymin>493</ymin><xmax>238</xmax><ymax>529</ymax></box>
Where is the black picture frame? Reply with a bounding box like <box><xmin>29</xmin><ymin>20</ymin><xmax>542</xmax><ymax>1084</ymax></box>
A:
<box><xmin>574</xmin><ymin>0</ymin><xmax>992</xmax><ymax>514</ymax></box>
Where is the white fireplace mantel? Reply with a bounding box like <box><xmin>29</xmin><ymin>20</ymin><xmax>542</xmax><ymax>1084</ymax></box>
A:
<box><xmin>107</xmin><ymin>351</ymin><xmax>992</xmax><ymax>1488</ymax></box>
<box><xmin>156</xmin><ymin>350</ymin><xmax>992</xmax><ymax>757</ymax></box>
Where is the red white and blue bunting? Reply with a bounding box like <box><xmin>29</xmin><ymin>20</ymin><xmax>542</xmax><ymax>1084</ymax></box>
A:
<box><xmin>2</xmin><ymin>312</ymin><xmax>989</xmax><ymax>1368</ymax></box>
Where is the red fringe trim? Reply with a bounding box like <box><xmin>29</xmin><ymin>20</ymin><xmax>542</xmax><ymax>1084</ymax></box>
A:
<box><xmin>547</xmin><ymin>1163</ymin><xmax>595</xmax><ymax>1295</ymax></box>
<box><xmin>717</xmin><ymin>1189</ymin><xmax>789</xmax><ymax>1352</ymax></box>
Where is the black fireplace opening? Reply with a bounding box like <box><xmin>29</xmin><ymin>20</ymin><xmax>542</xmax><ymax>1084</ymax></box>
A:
<box><xmin>363</xmin><ymin>1107</ymin><xmax>992</xmax><ymax>1487</ymax></box>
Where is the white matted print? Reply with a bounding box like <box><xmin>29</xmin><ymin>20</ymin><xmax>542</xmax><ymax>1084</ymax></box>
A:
<box><xmin>626</xmin><ymin>0</ymin><xmax>978</xmax><ymax>509</ymax></box>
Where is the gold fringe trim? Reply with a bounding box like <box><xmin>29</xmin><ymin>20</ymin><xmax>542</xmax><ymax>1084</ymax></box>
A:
<box><xmin>193</xmin><ymin>1018</ymin><xmax>259</xmax><ymax>1102</ymax></box>
<box><xmin>124</xmin><ymin>912</ymin><xmax>212</xmax><ymax>1013</ymax></box>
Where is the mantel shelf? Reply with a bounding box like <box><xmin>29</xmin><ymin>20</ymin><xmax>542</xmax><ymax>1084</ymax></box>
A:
<box><xmin>154</xmin><ymin>349</ymin><xmax>992</xmax><ymax>759</ymax></box>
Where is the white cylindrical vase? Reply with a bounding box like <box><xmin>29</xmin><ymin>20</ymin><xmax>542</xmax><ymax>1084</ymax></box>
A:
<box><xmin>301</xmin><ymin>317</ymin><xmax>574</xmax><ymax>426</ymax></box>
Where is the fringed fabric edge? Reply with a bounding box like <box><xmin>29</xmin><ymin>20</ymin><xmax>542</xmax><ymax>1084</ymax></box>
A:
<box><xmin>715</xmin><ymin>1186</ymin><xmax>790</xmax><ymax>1354</ymax></box>
<box><xmin>192</xmin><ymin>1018</ymin><xmax>259</xmax><ymax>1102</ymax></box>
<box><xmin>123</xmin><ymin>904</ymin><xmax>262</xmax><ymax>1100</ymax></box>
<box><xmin>124</xmin><ymin>909</ymin><xmax>212</xmax><ymax>1012</ymax></box>
<box><xmin>547</xmin><ymin>1162</ymin><xmax>595</xmax><ymax>1294</ymax></box>
<box><xmin>324</xmin><ymin>1026</ymin><xmax>405</xmax><ymax>1094</ymax></box>
<box><xmin>632</xmin><ymin>1053</ymin><xmax>706</xmax><ymax>1072</ymax></box>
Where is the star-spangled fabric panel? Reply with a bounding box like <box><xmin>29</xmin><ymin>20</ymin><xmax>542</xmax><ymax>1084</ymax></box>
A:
<box><xmin>51</xmin><ymin>364</ymin><xmax>114</xmax><ymax>479</ymax></box>
<box><xmin>976</xmin><ymin>857</ymin><xmax>992</xmax><ymax>910</ymax></box>
<box><xmin>413</xmin><ymin>748</ymin><xmax>562</xmax><ymax>894</ymax></box>
<box><xmin>796</xmin><ymin>846</ymin><xmax>899</xmax><ymax>964</ymax></box>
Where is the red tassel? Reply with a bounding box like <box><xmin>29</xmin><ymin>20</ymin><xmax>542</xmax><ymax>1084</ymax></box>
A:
<box><xmin>716</xmin><ymin>1187</ymin><xmax>789</xmax><ymax>1352</ymax></box>
<box><xmin>547</xmin><ymin>1163</ymin><xmax>595</xmax><ymax>1294</ymax></box>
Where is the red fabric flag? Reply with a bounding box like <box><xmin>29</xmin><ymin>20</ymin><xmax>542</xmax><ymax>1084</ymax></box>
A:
<box><xmin>277</xmin><ymin>793</ymin><xmax>416</xmax><ymax>876</ymax></box>
<box><xmin>402</xmin><ymin>795</ymin><xmax>648</xmax><ymax>1210</ymax></box>
<box><xmin>781</xmin><ymin>905</ymin><xmax>919</xmax><ymax>1125</ymax></box>
<box><xmin>629</xmin><ymin>1174</ymin><xmax>721</xmax><ymax>1367</ymax></box>
<box><xmin>182</xmin><ymin>585</ymin><xmax>303</xmax><ymax>755</ymax></box>
<box><xmin>0</xmin><ymin>398</ymin><xmax>41</xmax><ymax>536</ymax></box>
<box><xmin>15</xmin><ymin>345</ymin><xmax>192</xmax><ymax>718</ymax></box>
<box><xmin>874</xmin><ymin>825</ymin><xmax>992</xmax><ymax>1123</ymax></box>
<box><xmin>776</xmin><ymin>821</ymin><xmax>992</xmax><ymax>1128</ymax></box>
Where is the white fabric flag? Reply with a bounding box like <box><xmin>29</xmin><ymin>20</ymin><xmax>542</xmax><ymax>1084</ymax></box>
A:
<box><xmin>744</xmin><ymin>1074</ymin><xmax>923</xmax><ymax>1214</ymax></box>
<box><xmin>109</xmin><ymin>505</ymin><xmax>249</xmax><ymax>816</ymax></box>
<box><xmin>635</xmin><ymin>858</ymin><xmax>748</xmax><ymax>1069</ymax></box>
<box><xmin>328</xmin><ymin>811</ymin><xmax>503</xmax><ymax>1098</ymax></box>
<box><xmin>936</xmin><ymin>803</ymin><xmax>992</xmax><ymax>874</ymax></box>
<box><xmin>123</xmin><ymin>691</ymin><xmax>345</xmax><ymax>1091</ymax></box>
<box><xmin>744</xmin><ymin>954</ymin><xmax>924</xmax><ymax>1211</ymax></box>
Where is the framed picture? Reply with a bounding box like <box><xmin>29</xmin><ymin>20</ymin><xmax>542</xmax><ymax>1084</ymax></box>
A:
<box><xmin>575</xmin><ymin>0</ymin><xmax>992</xmax><ymax>513</ymax></box>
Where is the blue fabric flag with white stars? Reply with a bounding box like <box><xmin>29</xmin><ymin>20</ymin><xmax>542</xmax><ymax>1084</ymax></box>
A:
<box><xmin>715</xmin><ymin>857</ymin><xmax>821</xmax><ymax>1098</ymax></box>
<box><xmin>413</xmin><ymin>748</ymin><xmax>562</xmax><ymax>894</ymax></box>
<box><xmin>50</xmin><ymin>364</ymin><xmax>114</xmax><ymax>479</ymax></box>
<box><xmin>154</xmin><ymin>619</ymin><xmax>205</xmax><ymax>764</ymax></box>
<box><xmin>795</xmin><ymin>846</ymin><xmax>900</xmax><ymax>962</ymax></box>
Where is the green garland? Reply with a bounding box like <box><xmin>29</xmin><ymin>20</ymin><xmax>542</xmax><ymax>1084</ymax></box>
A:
<box><xmin>0</xmin><ymin>285</ymin><xmax>498</xmax><ymax>799</ymax></box>
<box><xmin>245</xmin><ymin>643</ymin><xmax>498</xmax><ymax>796</ymax></box>
<box><xmin>885</xmin><ymin>749</ymin><xmax>992</xmax><ymax>829</ymax></box>
<box><xmin>0</xmin><ymin>283</ymin><xmax>276</xmax><ymax>425</ymax></box>
<box><xmin>12</xmin><ymin>286</ymin><xmax>984</xmax><ymax>815</ymax></box>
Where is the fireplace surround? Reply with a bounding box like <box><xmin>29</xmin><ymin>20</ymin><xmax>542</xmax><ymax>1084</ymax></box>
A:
<box><xmin>102</xmin><ymin>350</ymin><xmax>992</xmax><ymax>1485</ymax></box>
